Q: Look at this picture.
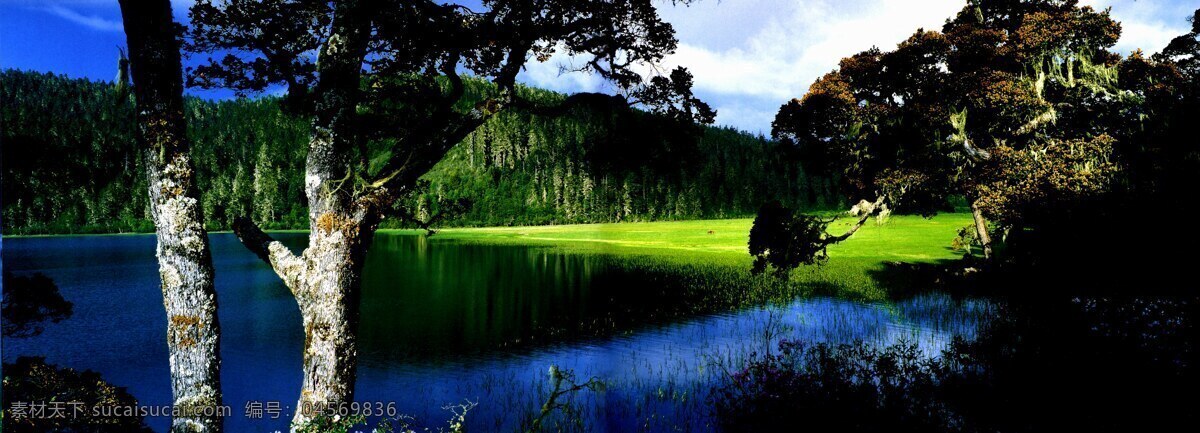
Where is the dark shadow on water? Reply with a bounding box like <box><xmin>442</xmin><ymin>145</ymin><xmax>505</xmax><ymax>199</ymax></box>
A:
<box><xmin>719</xmin><ymin>264</ymin><xmax>1200</xmax><ymax>433</ymax></box>
<box><xmin>716</xmin><ymin>294</ymin><xmax>1199</xmax><ymax>432</ymax></box>
<box><xmin>357</xmin><ymin>232</ymin><xmax>800</xmax><ymax>361</ymax></box>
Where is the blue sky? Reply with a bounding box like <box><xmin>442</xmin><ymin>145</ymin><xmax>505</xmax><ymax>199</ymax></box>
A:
<box><xmin>1</xmin><ymin>0</ymin><xmax>1196</xmax><ymax>133</ymax></box>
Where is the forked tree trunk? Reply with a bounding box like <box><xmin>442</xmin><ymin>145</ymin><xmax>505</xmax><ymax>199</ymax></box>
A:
<box><xmin>971</xmin><ymin>201</ymin><xmax>994</xmax><ymax>259</ymax></box>
<box><xmin>119</xmin><ymin>1</ymin><xmax>222</xmax><ymax>432</ymax></box>
<box><xmin>234</xmin><ymin>210</ymin><xmax>375</xmax><ymax>429</ymax></box>
<box><xmin>234</xmin><ymin>178</ymin><xmax>380</xmax><ymax>429</ymax></box>
<box><xmin>233</xmin><ymin>2</ymin><xmax>375</xmax><ymax>429</ymax></box>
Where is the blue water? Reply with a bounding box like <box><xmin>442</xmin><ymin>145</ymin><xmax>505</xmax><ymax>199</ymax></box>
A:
<box><xmin>2</xmin><ymin>233</ymin><xmax>992</xmax><ymax>432</ymax></box>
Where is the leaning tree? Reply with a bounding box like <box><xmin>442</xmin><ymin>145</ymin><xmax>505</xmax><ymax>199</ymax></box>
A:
<box><xmin>759</xmin><ymin>0</ymin><xmax>1130</xmax><ymax>274</ymax></box>
<box><xmin>185</xmin><ymin>0</ymin><xmax>710</xmax><ymax>427</ymax></box>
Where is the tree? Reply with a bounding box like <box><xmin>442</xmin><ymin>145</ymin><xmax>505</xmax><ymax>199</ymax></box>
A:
<box><xmin>765</xmin><ymin>31</ymin><xmax>955</xmax><ymax>267</ymax></box>
<box><xmin>762</xmin><ymin>0</ymin><xmax>1128</xmax><ymax>272</ymax></box>
<box><xmin>944</xmin><ymin>0</ymin><xmax>1126</xmax><ymax>258</ymax></box>
<box><xmin>118</xmin><ymin>1</ymin><xmax>223</xmax><ymax>432</ymax></box>
<box><xmin>185</xmin><ymin>0</ymin><xmax>711</xmax><ymax>427</ymax></box>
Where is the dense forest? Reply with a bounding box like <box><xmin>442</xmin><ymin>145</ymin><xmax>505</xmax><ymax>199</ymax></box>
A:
<box><xmin>1</xmin><ymin>69</ymin><xmax>824</xmax><ymax>234</ymax></box>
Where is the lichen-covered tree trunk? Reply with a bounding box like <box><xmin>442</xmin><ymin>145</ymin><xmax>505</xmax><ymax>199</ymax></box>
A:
<box><xmin>232</xmin><ymin>3</ymin><xmax>376</xmax><ymax>429</ymax></box>
<box><xmin>290</xmin><ymin>131</ymin><xmax>374</xmax><ymax>426</ymax></box>
<box><xmin>119</xmin><ymin>1</ymin><xmax>222</xmax><ymax>432</ymax></box>
<box><xmin>291</xmin><ymin>2</ymin><xmax>375</xmax><ymax>425</ymax></box>
<box><xmin>292</xmin><ymin>211</ymin><xmax>374</xmax><ymax>426</ymax></box>
<box><xmin>971</xmin><ymin>201</ymin><xmax>994</xmax><ymax>259</ymax></box>
<box><xmin>234</xmin><ymin>139</ymin><xmax>379</xmax><ymax>428</ymax></box>
<box><xmin>234</xmin><ymin>212</ymin><xmax>375</xmax><ymax>429</ymax></box>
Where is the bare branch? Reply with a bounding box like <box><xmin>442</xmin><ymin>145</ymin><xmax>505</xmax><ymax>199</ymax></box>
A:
<box><xmin>232</xmin><ymin>217</ymin><xmax>308</xmax><ymax>297</ymax></box>
<box><xmin>823</xmin><ymin>196</ymin><xmax>886</xmax><ymax>244</ymax></box>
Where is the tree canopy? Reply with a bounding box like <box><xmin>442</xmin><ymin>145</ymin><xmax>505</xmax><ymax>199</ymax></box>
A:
<box><xmin>758</xmin><ymin>1</ymin><xmax>1200</xmax><ymax>275</ymax></box>
<box><xmin>185</xmin><ymin>0</ymin><xmax>716</xmax><ymax>220</ymax></box>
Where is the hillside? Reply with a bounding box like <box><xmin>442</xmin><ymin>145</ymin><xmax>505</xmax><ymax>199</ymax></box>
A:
<box><xmin>1</xmin><ymin>69</ymin><xmax>831</xmax><ymax>234</ymax></box>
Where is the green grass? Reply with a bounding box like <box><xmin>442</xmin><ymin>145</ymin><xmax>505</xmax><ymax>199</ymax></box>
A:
<box><xmin>10</xmin><ymin>214</ymin><xmax>972</xmax><ymax>301</ymax></box>
<box><xmin>382</xmin><ymin>213</ymin><xmax>974</xmax><ymax>301</ymax></box>
<box><xmin>387</xmin><ymin>214</ymin><xmax>971</xmax><ymax>263</ymax></box>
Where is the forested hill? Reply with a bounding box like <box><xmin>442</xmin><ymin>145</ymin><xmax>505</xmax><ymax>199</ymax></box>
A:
<box><xmin>2</xmin><ymin>69</ymin><xmax>831</xmax><ymax>235</ymax></box>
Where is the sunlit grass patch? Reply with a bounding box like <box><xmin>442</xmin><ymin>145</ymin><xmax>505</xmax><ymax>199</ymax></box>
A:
<box><xmin>380</xmin><ymin>213</ymin><xmax>973</xmax><ymax>301</ymax></box>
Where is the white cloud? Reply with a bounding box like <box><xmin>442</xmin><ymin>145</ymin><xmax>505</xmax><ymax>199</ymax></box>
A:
<box><xmin>1116</xmin><ymin>19</ymin><xmax>1188</xmax><ymax>54</ymax></box>
<box><xmin>706</xmin><ymin>97</ymin><xmax>778</xmax><ymax>135</ymax></box>
<box><xmin>44</xmin><ymin>5</ymin><xmax>123</xmax><ymax>32</ymax></box>
<box><xmin>518</xmin><ymin>48</ymin><xmax>610</xmax><ymax>95</ymax></box>
<box><xmin>648</xmin><ymin>0</ymin><xmax>965</xmax><ymax>130</ymax></box>
<box><xmin>1081</xmin><ymin>0</ymin><xmax>1194</xmax><ymax>55</ymax></box>
<box><xmin>515</xmin><ymin>0</ymin><xmax>967</xmax><ymax>131</ymax></box>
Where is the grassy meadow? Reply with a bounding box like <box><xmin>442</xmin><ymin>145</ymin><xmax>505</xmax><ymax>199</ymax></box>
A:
<box><xmin>382</xmin><ymin>213</ymin><xmax>975</xmax><ymax>301</ymax></box>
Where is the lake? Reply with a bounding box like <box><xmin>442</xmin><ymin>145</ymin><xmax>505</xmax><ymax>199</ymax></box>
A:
<box><xmin>2</xmin><ymin>233</ymin><xmax>993</xmax><ymax>432</ymax></box>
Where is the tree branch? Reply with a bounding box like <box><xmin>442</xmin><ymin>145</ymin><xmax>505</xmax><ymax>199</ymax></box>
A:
<box><xmin>232</xmin><ymin>217</ymin><xmax>308</xmax><ymax>297</ymax></box>
<box><xmin>823</xmin><ymin>196</ymin><xmax>886</xmax><ymax>244</ymax></box>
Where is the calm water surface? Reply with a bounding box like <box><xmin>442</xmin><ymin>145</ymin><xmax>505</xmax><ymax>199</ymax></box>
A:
<box><xmin>3</xmin><ymin>233</ymin><xmax>993</xmax><ymax>432</ymax></box>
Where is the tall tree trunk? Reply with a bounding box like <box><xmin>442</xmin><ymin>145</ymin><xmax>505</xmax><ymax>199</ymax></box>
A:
<box><xmin>233</xmin><ymin>2</ymin><xmax>374</xmax><ymax>429</ymax></box>
<box><xmin>293</xmin><ymin>1</ymin><xmax>374</xmax><ymax>426</ymax></box>
<box><xmin>119</xmin><ymin>1</ymin><xmax>223</xmax><ymax>432</ymax></box>
<box><xmin>971</xmin><ymin>201</ymin><xmax>994</xmax><ymax>260</ymax></box>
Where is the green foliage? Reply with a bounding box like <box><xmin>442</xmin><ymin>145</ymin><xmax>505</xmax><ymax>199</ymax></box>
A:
<box><xmin>2</xmin><ymin>357</ymin><xmax>153</xmax><ymax>433</ymax></box>
<box><xmin>951</xmin><ymin>225</ymin><xmax>982</xmax><ymax>255</ymax></box>
<box><xmin>0</xmin><ymin>69</ymin><xmax>309</xmax><ymax>234</ymax></box>
<box><xmin>410</xmin><ymin>93</ymin><xmax>817</xmax><ymax>228</ymax></box>
<box><xmin>749</xmin><ymin>202</ymin><xmax>834</xmax><ymax>277</ymax></box>
<box><xmin>1</xmin><ymin>70</ymin><xmax>147</xmax><ymax>234</ymax></box>
<box><xmin>2</xmin><ymin>70</ymin><xmax>821</xmax><ymax>235</ymax></box>
<box><xmin>184</xmin><ymin>94</ymin><xmax>310</xmax><ymax>231</ymax></box>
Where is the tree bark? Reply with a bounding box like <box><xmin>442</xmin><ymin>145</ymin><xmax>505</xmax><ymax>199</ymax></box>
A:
<box><xmin>119</xmin><ymin>1</ymin><xmax>223</xmax><ymax>432</ymax></box>
<box><xmin>233</xmin><ymin>2</ymin><xmax>375</xmax><ymax>429</ymax></box>
<box><xmin>236</xmin><ymin>215</ymin><xmax>374</xmax><ymax>430</ymax></box>
<box><xmin>971</xmin><ymin>201</ymin><xmax>994</xmax><ymax>259</ymax></box>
